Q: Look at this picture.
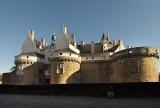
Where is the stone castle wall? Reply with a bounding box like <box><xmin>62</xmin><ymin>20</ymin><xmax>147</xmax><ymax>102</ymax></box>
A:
<box><xmin>19</xmin><ymin>63</ymin><xmax>45</xmax><ymax>85</ymax></box>
<box><xmin>80</xmin><ymin>61</ymin><xmax>112</xmax><ymax>83</ymax></box>
<box><xmin>111</xmin><ymin>57</ymin><xmax>141</xmax><ymax>82</ymax></box>
<box><xmin>3</xmin><ymin>62</ymin><xmax>45</xmax><ymax>85</ymax></box>
<box><xmin>2</xmin><ymin>71</ymin><xmax>16</xmax><ymax>84</ymax></box>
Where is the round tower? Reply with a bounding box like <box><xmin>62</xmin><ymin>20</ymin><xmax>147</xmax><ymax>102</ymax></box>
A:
<box><xmin>50</xmin><ymin>50</ymin><xmax>81</xmax><ymax>84</ymax></box>
<box><xmin>111</xmin><ymin>47</ymin><xmax>159</xmax><ymax>82</ymax></box>
<box><xmin>15</xmin><ymin>54</ymin><xmax>38</xmax><ymax>74</ymax></box>
<box><xmin>14</xmin><ymin>53</ymin><xmax>44</xmax><ymax>84</ymax></box>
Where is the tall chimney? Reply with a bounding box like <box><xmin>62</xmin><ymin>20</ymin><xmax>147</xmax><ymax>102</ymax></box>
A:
<box><xmin>41</xmin><ymin>38</ymin><xmax>45</xmax><ymax>47</ymax></box>
<box><xmin>62</xmin><ymin>25</ymin><xmax>67</xmax><ymax>34</ymax></box>
<box><xmin>71</xmin><ymin>34</ymin><xmax>76</xmax><ymax>46</ymax></box>
<box><xmin>91</xmin><ymin>41</ymin><xmax>95</xmax><ymax>53</ymax></box>
<box><xmin>81</xmin><ymin>41</ymin><xmax>84</xmax><ymax>45</ymax></box>
<box><xmin>29</xmin><ymin>30</ymin><xmax>34</xmax><ymax>40</ymax></box>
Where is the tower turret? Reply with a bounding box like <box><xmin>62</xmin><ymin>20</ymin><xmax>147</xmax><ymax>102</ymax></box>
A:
<box><xmin>50</xmin><ymin>26</ymin><xmax>81</xmax><ymax>84</ymax></box>
<box><xmin>50</xmin><ymin>50</ymin><xmax>81</xmax><ymax>84</ymax></box>
<box><xmin>111</xmin><ymin>47</ymin><xmax>159</xmax><ymax>82</ymax></box>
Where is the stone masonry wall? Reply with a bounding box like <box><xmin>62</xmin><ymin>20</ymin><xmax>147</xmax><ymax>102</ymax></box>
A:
<box><xmin>139</xmin><ymin>57</ymin><xmax>159</xmax><ymax>82</ymax></box>
<box><xmin>112</xmin><ymin>58</ymin><xmax>141</xmax><ymax>82</ymax></box>
<box><xmin>2</xmin><ymin>63</ymin><xmax>45</xmax><ymax>85</ymax></box>
<box><xmin>80</xmin><ymin>61</ymin><xmax>112</xmax><ymax>83</ymax></box>
<box><xmin>2</xmin><ymin>71</ymin><xmax>16</xmax><ymax>84</ymax></box>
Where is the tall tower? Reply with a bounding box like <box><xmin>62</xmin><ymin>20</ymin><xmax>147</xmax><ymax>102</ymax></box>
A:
<box><xmin>50</xmin><ymin>26</ymin><xmax>81</xmax><ymax>84</ymax></box>
<box><xmin>50</xmin><ymin>50</ymin><xmax>81</xmax><ymax>84</ymax></box>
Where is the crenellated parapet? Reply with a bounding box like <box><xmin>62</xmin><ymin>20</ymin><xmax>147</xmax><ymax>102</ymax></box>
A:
<box><xmin>110</xmin><ymin>47</ymin><xmax>159</xmax><ymax>62</ymax></box>
<box><xmin>51</xmin><ymin>57</ymin><xmax>81</xmax><ymax>64</ymax></box>
<box><xmin>50</xmin><ymin>50</ymin><xmax>81</xmax><ymax>63</ymax></box>
<box><xmin>15</xmin><ymin>60</ymin><xmax>35</xmax><ymax>65</ymax></box>
<box><xmin>82</xmin><ymin>60</ymin><xmax>110</xmax><ymax>64</ymax></box>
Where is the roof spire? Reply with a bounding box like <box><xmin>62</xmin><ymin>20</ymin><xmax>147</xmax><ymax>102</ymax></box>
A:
<box><xmin>101</xmin><ymin>32</ymin><xmax>109</xmax><ymax>43</ymax></box>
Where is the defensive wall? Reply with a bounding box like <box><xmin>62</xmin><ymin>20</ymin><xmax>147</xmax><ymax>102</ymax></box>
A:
<box><xmin>2</xmin><ymin>62</ymin><xmax>45</xmax><ymax>85</ymax></box>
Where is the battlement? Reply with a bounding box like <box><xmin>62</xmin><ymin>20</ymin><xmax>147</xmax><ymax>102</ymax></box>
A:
<box><xmin>15</xmin><ymin>60</ymin><xmax>35</xmax><ymax>65</ymax></box>
<box><xmin>50</xmin><ymin>51</ymin><xmax>81</xmax><ymax>60</ymax></box>
<box><xmin>51</xmin><ymin>57</ymin><xmax>81</xmax><ymax>64</ymax></box>
<box><xmin>82</xmin><ymin>60</ymin><xmax>109</xmax><ymax>64</ymax></box>
<box><xmin>111</xmin><ymin>47</ymin><xmax>159</xmax><ymax>62</ymax></box>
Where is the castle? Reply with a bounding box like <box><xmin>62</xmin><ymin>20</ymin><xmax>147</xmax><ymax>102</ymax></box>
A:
<box><xmin>2</xmin><ymin>26</ymin><xmax>159</xmax><ymax>85</ymax></box>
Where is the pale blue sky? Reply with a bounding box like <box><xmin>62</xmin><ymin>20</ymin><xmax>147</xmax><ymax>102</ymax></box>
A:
<box><xmin>0</xmin><ymin>0</ymin><xmax>160</xmax><ymax>73</ymax></box>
